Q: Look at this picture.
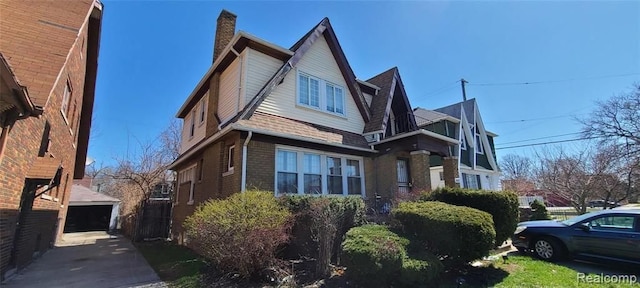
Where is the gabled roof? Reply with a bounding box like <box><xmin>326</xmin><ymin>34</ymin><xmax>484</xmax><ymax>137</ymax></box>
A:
<box><xmin>0</xmin><ymin>0</ymin><xmax>99</xmax><ymax>108</ymax></box>
<box><xmin>434</xmin><ymin>98</ymin><xmax>476</xmax><ymax>125</ymax></box>
<box><xmin>236</xmin><ymin>17</ymin><xmax>371</xmax><ymax>123</ymax></box>
<box><xmin>363</xmin><ymin>67</ymin><xmax>416</xmax><ymax>133</ymax></box>
<box><xmin>413</xmin><ymin>108</ymin><xmax>459</xmax><ymax>126</ymax></box>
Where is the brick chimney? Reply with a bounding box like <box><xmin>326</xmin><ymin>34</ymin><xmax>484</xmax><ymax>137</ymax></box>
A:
<box><xmin>213</xmin><ymin>10</ymin><xmax>237</xmax><ymax>63</ymax></box>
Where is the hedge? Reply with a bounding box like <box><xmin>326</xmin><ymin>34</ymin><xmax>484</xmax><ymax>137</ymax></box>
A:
<box><xmin>341</xmin><ymin>224</ymin><xmax>408</xmax><ymax>285</ymax></box>
<box><xmin>423</xmin><ymin>187</ymin><xmax>519</xmax><ymax>245</ymax></box>
<box><xmin>184</xmin><ymin>191</ymin><xmax>291</xmax><ymax>277</ymax></box>
<box><xmin>393</xmin><ymin>201</ymin><xmax>496</xmax><ymax>265</ymax></box>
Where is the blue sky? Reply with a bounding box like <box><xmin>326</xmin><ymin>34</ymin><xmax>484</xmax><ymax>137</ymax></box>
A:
<box><xmin>89</xmin><ymin>0</ymin><xmax>639</xmax><ymax>166</ymax></box>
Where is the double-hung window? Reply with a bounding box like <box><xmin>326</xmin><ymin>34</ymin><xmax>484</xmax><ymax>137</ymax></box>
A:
<box><xmin>298</xmin><ymin>73</ymin><xmax>320</xmax><ymax>108</ymax></box>
<box><xmin>179</xmin><ymin>165</ymin><xmax>197</xmax><ymax>204</ymax></box>
<box><xmin>346</xmin><ymin>159</ymin><xmax>361</xmax><ymax>195</ymax></box>
<box><xmin>277</xmin><ymin>150</ymin><xmax>298</xmax><ymax>194</ymax></box>
<box><xmin>297</xmin><ymin>71</ymin><xmax>345</xmax><ymax>116</ymax></box>
<box><xmin>303</xmin><ymin>154</ymin><xmax>322</xmax><ymax>194</ymax></box>
<box><xmin>275</xmin><ymin>147</ymin><xmax>364</xmax><ymax>196</ymax></box>
<box><xmin>326</xmin><ymin>83</ymin><xmax>344</xmax><ymax>114</ymax></box>
<box><xmin>327</xmin><ymin>157</ymin><xmax>342</xmax><ymax>194</ymax></box>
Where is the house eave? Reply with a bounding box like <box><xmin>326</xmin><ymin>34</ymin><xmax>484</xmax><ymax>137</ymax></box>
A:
<box><xmin>176</xmin><ymin>31</ymin><xmax>294</xmax><ymax>118</ymax></box>
<box><xmin>373</xmin><ymin>129</ymin><xmax>459</xmax><ymax>146</ymax></box>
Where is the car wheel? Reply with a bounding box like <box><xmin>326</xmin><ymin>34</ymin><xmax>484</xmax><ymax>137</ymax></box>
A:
<box><xmin>533</xmin><ymin>237</ymin><xmax>564</xmax><ymax>261</ymax></box>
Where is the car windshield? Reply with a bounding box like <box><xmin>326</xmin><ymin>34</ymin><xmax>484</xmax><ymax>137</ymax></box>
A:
<box><xmin>562</xmin><ymin>211</ymin><xmax>599</xmax><ymax>226</ymax></box>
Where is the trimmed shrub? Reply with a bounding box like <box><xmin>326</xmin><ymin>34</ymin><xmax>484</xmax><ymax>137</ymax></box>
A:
<box><xmin>184</xmin><ymin>191</ymin><xmax>291</xmax><ymax>277</ymax></box>
<box><xmin>399</xmin><ymin>254</ymin><xmax>444</xmax><ymax>287</ymax></box>
<box><xmin>341</xmin><ymin>225</ymin><xmax>408</xmax><ymax>285</ymax></box>
<box><xmin>530</xmin><ymin>199</ymin><xmax>551</xmax><ymax>220</ymax></box>
<box><xmin>423</xmin><ymin>187</ymin><xmax>519</xmax><ymax>245</ymax></box>
<box><xmin>278</xmin><ymin>195</ymin><xmax>365</xmax><ymax>266</ymax></box>
<box><xmin>393</xmin><ymin>201</ymin><xmax>496</xmax><ymax>265</ymax></box>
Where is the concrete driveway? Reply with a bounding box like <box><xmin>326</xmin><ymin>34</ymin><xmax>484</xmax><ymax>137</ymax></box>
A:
<box><xmin>2</xmin><ymin>232</ymin><xmax>166</xmax><ymax>288</ymax></box>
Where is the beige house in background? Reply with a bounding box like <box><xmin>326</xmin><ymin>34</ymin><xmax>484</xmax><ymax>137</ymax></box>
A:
<box><xmin>169</xmin><ymin>10</ymin><xmax>462</xmax><ymax>243</ymax></box>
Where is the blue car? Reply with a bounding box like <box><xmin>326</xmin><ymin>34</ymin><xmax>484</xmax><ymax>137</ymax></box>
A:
<box><xmin>512</xmin><ymin>209</ymin><xmax>640</xmax><ymax>264</ymax></box>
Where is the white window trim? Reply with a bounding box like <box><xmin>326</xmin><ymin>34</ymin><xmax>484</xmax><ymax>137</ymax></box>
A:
<box><xmin>60</xmin><ymin>79</ymin><xmax>72</xmax><ymax>125</ymax></box>
<box><xmin>179</xmin><ymin>164</ymin><xmax>197</xmax><ymax>205</ymax></box>
<box><xmin>227</xmin><ymin>145</ymin><xmax>235</xmax><ymax>172</ymax></box>
<box><xmin>296</xmin><ymin>70</ymin><xmax>346</xmax><ymax>117</ymax></box>
<box><xmin>475</xmin><ymin>133</ymin><xmax>484</xmax><ymax>154</ymax></box>
<box><xmin>274</xmin><ymin>145</ymin><xmax>365</xmax><ymax>197</ymax></box>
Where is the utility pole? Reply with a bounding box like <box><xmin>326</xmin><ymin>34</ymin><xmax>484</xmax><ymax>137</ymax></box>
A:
<box><xmin>460</xmin><ymin>78</ymin><xmax>468</xmax><ymax>101</ymax></box>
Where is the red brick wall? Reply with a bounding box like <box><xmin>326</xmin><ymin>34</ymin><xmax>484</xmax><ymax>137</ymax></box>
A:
<box><xmin>0</xmin><ymin>1</ymin><xmax>95</xmax><ymax>278</ymax></box>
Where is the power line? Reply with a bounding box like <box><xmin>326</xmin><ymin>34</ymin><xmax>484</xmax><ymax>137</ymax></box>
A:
<box><xmin>423</xmin><ymin>81</ymin><xmax>460</xmax><ymax>97</ymax></box>
<box><xmin>469</xmin><ymin>72</ymin><xmax>640</xmax><ymax>87</ymax></box>
<box><xmin>496</xmin><ymin>132</ymin><xmax>583</xmax><ymax>146</ymax></box>
<box><xmin>495</xmin><ymin>136</ymin><xmax>602</xmax><ymax>150</ymax></box>
<box><xmin>487</xmin><ymin>114</ymin><xmax>585</xmax><ymax>124</ymax></box>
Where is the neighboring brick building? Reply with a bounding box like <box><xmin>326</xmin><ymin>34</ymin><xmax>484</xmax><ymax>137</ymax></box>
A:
<box><xmin>169</xmin><ymin>10</ymin><xmax>462</xmax><ymax>244</ymax></box>
<box><xmin>0</xmin><ymin>0</ymin><xmax>103</xmax><ymax>280</ymax></box>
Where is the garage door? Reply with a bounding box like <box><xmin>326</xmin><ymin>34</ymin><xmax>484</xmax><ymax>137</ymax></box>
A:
<box><xmin>64</xmin><ymin>205</ymin><xmax>113</xmax><ymax>233</ymax></box>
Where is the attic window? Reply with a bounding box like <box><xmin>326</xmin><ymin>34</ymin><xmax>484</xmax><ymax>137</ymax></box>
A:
<box><xmin>298</xmin><ymin>73</ymin><xmax>320</xmax><ymax>108</ymax></box>
<box><xmin>297</xmin><ymin>71</ymin><xmax>345</xmax><ymax>116</ymax></box>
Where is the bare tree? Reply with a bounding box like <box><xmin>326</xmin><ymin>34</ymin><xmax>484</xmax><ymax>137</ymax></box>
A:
<box><xmin>501</xmin><ymin>154</ymin><xmax>533</xmax><ymax>180</ymax></box>
<box><xmin>580</xmin><ymin>84</ymin><xmax>640</xmax><ymax>159</ymax></box>
<box><xmin>103</xmin><ymin>121</ymin><xmax>181</xmax><ymax>240</ymax></box>
<box><xmin>534</xmin><ymin>145</ymin><xmax>638</xmax><ymax>214</ymax></box>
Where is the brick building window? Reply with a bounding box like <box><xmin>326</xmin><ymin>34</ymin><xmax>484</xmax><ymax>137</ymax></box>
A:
<box><xmin>227</xmin><ymin>145</ymin><xmax>235</xmax><ymax>172</ymax></box>
<box><xmin>275</xmin><ymin>146</ymin><xmax>364</xmax><ymax>196</ymax></box>
<box><xmin>61</xmin><ymin>79</ymin><xmax>72</xmax><ymax>122</ymax></box>
<box><xmin>179</xmin><ymin>164</ymin><xmax>197</xmax><ymax>204</ymax></box>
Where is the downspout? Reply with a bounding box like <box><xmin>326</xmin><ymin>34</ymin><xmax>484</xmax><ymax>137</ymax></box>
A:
<box><xmin>241</xmin><ymin>131</ymin><xmax>252</xmax><ymax>192</ymax></box>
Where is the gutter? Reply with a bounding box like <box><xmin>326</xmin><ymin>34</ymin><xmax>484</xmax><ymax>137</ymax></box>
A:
<box><xmin>169</xmin><ymin>122</ymin><xmax>378</xmax><ymax>170</ymax></box>
<box><xmin>241</xmin><ymin>131</ymin><xmax>252</xmax><ymax>192</ymax></box>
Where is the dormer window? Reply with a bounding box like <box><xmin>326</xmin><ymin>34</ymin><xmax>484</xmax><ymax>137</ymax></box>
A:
<box><xmin>325</xmin><ymin>83</ymin><xmax>344</xmax><ymax>114</ymax></box>
<box><xmin>475</xmin><ymin>133</ymin><xmax>483</xmax><ymax>154</ymax></box>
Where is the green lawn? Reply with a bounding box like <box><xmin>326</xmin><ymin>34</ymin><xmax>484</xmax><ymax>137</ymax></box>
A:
<box><xmin>463</xmin><ymin>255</ymin><xmax>639</xmax><ymax>288</ymax></box>
<box><xmin>136</xmin><ymin>242</ymin><xmax>207</xmax><ymax>287</ymax></box>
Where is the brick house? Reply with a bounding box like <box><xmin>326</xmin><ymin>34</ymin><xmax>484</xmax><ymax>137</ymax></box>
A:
<box><xmin>169</xmin><ymin>10</ymin><xmax>461</xmax><ymax>243</ymax></box>
<box><xmin>414</xmin><ymin>99</ymin><xmax>502</xmax><ymax>191</ymax></box>
<box><xmin>0</xmin><ymin>0</ymin><xmax>102</xmax><ymax>280</ymax></box>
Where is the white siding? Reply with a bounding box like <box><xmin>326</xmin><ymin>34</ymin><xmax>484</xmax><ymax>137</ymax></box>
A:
<box><xmin>180</xmin><ymin>93</ymin><xmax>208</xmax><ymax>154</ymax></box>
<box><xmin>256</xmin><ymin>36</ymin><xmax>366</xmax><ymax>134</ymax></box>
<box><xmin>245</xmin><ymin>48</ymin><xmax>283</xmax><ymax>105</ymax></box>
<box><xmin>218</xmin><ymin>56</ymin><xmax>241</xmax><ymax>123</ymax></box>
<box><xmin>430</xmin><ymin>166</ymin><xmax>446</xmax><ymax>190</ymax></box>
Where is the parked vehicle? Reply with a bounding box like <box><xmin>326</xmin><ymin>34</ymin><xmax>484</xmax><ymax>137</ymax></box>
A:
<box><xmin>588</xmin><ymin>200</ymin><xmax>619</xmax><ymax>208</ymax></box>
<box><xmin>512</xmin><ymin>209</ymin><xmax>640</xmax><ymax>264</ymax></box>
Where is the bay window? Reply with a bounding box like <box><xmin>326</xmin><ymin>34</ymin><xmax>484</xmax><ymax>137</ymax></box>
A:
<box><xmin>275</xmin><ymin>147</ymin><xmax>364</xmax><ymax>196</ymax></box>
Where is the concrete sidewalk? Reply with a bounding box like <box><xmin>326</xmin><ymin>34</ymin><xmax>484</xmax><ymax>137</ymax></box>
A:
<box><xmin>2</xmin><ymin>232</ymin><xmax>166</xmax><ymax>288</ymax></box>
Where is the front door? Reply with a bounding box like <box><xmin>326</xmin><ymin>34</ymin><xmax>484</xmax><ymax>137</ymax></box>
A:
<box><xmin>397</xmin><ymin>159</ymin><xmax>410</xmax><ymax>193</ymax></box>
